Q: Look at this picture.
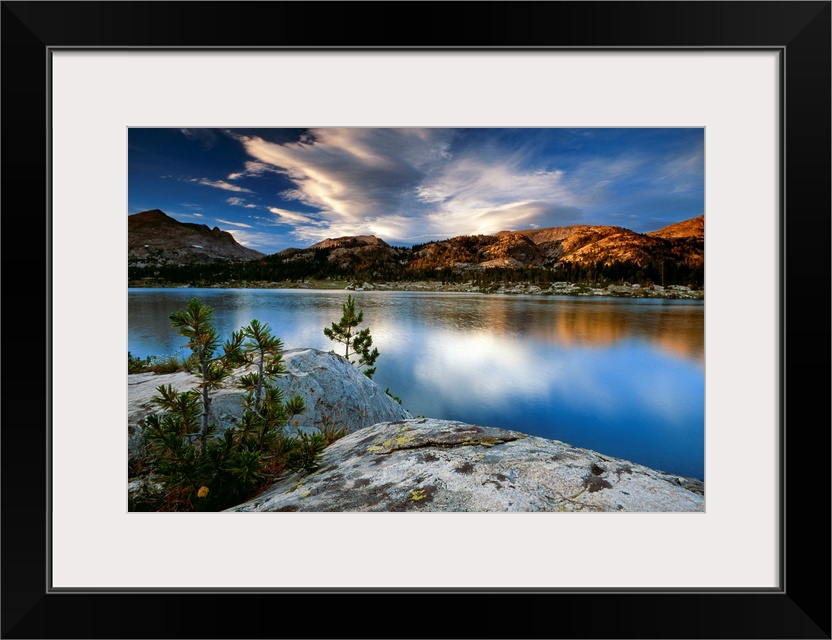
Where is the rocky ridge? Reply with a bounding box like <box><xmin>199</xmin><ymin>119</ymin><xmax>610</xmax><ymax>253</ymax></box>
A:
<box><xmin>647</xmin><ymin>215</ymin><xmax>705</xmax><ymax>240</ymax></box>
<box><xmin>410</xmin><ymin>216</ymin><xmax>703</xmax><ymax>272</ymax></box>
<box><xmin>128</xmin><ymin>214</ymin><xmax>704</xmax><ymax>291</ymax></box>
<box><xmin>128</xmin><ymin>209</ymin><xmax>264</xmax><ymax>266</ymax></box>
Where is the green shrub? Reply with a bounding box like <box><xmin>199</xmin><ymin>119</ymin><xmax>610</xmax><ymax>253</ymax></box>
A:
<box><xmin>128</xmin><ymin>352</ymin><xmax>154</xmax><ymax>374</ymax></box>
<box><xmin>285</xmin><ymin>430</ymin><xmax>328</xmax><ymax>474</ymax></box>
<box><xmin>128</xmin><ymin>351</ymin><xmax>189</xmax><ymax>375</ymax></box>
<box><xmin>137</xmin><ymin>299</ymin><xmax>313</xmax><ymax>511</ymax></box>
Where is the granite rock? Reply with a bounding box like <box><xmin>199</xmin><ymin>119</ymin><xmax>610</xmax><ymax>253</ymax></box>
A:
<box><xmin>227</xmin><ymin>418</ymin><xmax>704</xmax><ymax>513</ymax></box>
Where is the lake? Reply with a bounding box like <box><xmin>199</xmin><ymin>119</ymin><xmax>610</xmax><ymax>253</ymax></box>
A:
<box><xmin>128</xmin><ymin>288</ymin><xmax>705</xmax><ymax>481</ymax></box>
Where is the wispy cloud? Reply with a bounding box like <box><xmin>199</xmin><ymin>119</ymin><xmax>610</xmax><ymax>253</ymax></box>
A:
<box><xmin>131</xmin><ymin>127</ymin><xmax>704</xmax><ymax>254</ymax></box>
<box><xmin>268</xmin><ymin>206</ymin><xmax>320</xmax><ymax>225</ymax></box>
<box><xmin>414</xmin><ymin>156</ymin><xmax>582</xmax><ymax>237</ymax></box>
<box><xmin>192</xmin><ymin>178</ymin><xmax>253</xmax><ymax>193</ymax></box>
<box><xmin>226</xmin><ymin>197</ymin><xmax>258</xmax><ymax>208</ymax></box>
<box><xmin>236</xmin><ymin>129</ymin><xmax>447</xmax><ymax>226</ymax></box>
<box><xmin>162</xmin><ymin>210</ymin><xmax>206</xmax><ymax>221</ymax></box>
<box><xmin>216</xmin><ymin>218</ymin><xmax>253</xmax><ymax>228</ymax></box>
<box><xmin>227</xmin><ymin>161</ymin><xmax>275</xmax><ymax>181</ymax></box>
<box><xmin>180</xmin><ymin>128</ymin><xmax>217</xmax><ymax>149</ymax></box>
<box><xmin>231</xmin><ymin>128</ymin><xmax>594</xmax><ymax>244</ymax></box>
<box><xmin>655</xmin><ymin>145</ymin><xmax>705</xmax><ymax>194</ymax></box>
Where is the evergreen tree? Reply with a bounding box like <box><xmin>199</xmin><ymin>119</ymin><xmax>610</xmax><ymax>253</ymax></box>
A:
<box><xmin>240</xmin><ymin>318</ymin><xmax>284</xmax><ymax>413</ymax></box>
<box><xmin>169</xmin><ymin>298</ymin><xmax>243</xmax><ymax>450</ymax></box>
<box><xmin>352</xmin><ymin>327</ymin><xmax>379</xmax><ymax>379</ymax></box>
<box><xmin>236</xmin><ymin>319</ymin><xmax>306</xmax><ymax>452</ymax></box>
<box><xmin>323</xmin><ymin>294</ymin><xmax>380</xmax><ymax>378</ymax></box>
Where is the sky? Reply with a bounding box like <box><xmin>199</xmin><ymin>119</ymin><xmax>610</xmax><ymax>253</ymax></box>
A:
<box><xmin>128</xmin><ymin>127</ymin><xmax>704</xmax><ymax>256</ymax></box>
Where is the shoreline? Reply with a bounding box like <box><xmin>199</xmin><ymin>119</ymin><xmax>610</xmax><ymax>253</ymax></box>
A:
<box><xmin>128</xmin><ymin>278</ymin><xmax>704</xmax><ymax>300</ymax></box>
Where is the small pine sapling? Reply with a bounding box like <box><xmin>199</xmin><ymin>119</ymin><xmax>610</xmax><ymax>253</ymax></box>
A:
<box><xmin>169</xmin><ymin>298</ymin><xmax>243</xmax><ymax>450</ymax></box>
<box><xmin>233</xmin><ymin>318</ymin><xmax>307</xmax><ymax>474</ymax></box>
<box><xmin>323</xmin><ymin>294</ymin><xmax>380</xmax><ymax>378</ymax></box>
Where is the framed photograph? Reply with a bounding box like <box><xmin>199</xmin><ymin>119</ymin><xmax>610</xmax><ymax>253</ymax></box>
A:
<box><xmin>3</xmin><ymin>2</ymin><xmax>829</xmax><ymax>638</ymax></box>
<box><xmin>125</xmin><ymin>124</ymin><xmax>708</xmax><ymax>518</ymax></box>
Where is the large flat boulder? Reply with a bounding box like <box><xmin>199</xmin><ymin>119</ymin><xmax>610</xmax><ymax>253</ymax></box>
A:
<box><xmin>226</xmin><ymin>419</ymin><xmax>705</xmax><ymax>513</ymax></box>
<box><xmin>128</xmin><ymin>348</ymin><xmax>411</xmax><ymax>465</ymax></box>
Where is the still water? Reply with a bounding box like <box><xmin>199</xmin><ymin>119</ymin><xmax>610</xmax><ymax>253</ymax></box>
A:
<box><xmin>128</xmin><ymin>288</ymin><xmax>704</xmax><ymax>480</ymax></box>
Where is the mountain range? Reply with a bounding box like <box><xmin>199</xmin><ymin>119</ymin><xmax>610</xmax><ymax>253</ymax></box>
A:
<box><xmin>128</xmin><ymin>209</ymin><xmax>703</xmax><ymax>283</ymax></box>
<box><xmin>264</xmin><ymin>215</ymin><xmax>703</xmax><ymax>274</ymax></box>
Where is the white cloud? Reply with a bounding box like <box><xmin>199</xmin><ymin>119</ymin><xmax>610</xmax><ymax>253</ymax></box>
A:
<box><xmin>268</xmin><ymin>206</ymin><xmax>319</xmax><ymax>225</ymax></box>
<box><xmin>226</xmin><ymin>128</ymin><xmax>700</xmax><ymax>245</ymax></box>
<box><xmin>226</xmin><ymin>197</ymin><xmax>257</xmax><ymax>208</ymax></box>
<box><xmin>163</xmin><ymin>210</ymin><xmax>206</xmax><ymax>221</ymax></box>
<box><xmin>416</xmin><ymin>159</ymin><xmax>576</xmax><ymax>237</ymax></box>
<box><xmin>227</xmin><ymin>161</ymin><xmax>274</xmax><ymax>181</ymax></box>
<box><xmin>216</xmin><ymin>218</ymin><xmax>253</xmax><ymax>228</ymax></box>
<box><xmin>192</xmin><ymin>178</ymin><xmax>253</xmax><ymax>193</ymax></box>
<box><xmin>236</xmin><ymin>128</ymin><xmax>455</xmax><ymax>223</ymax></box>
<box><xmin>656</xmin><ymin>146</ymin><xmax>705</xmax><ymax>194</ymax></box>
<box><xmin>227</xmin><ymin>128</ymin><xmax>593</xmax><ymax>243</ymax></box>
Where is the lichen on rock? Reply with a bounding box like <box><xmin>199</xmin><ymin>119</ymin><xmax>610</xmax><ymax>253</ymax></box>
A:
<box><xmin>227</xmin><ymin>418</ymin><xmax>704</xmax><ymax>513</ymax></box>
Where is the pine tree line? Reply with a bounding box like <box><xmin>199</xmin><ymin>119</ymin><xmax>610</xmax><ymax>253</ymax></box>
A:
<box><xmin>129</xmin><ymin>257</ymin><xmax>703</xmax><ymax>289</ymax></box>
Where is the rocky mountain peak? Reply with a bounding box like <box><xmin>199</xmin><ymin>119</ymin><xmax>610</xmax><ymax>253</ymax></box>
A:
<box><xmin>309</xmin><ymin>235</ymin><xmax>390</xmax><ymax>250</ymax></box>
<box><xmin>648</xmin><ymin>215</ymin><xmax>704</xmax><ymax>240</ymax></box>
<box><xmin>128</xmin><ymin>209</ymin><xmax>264</xmax><ymax>267</ymax></box>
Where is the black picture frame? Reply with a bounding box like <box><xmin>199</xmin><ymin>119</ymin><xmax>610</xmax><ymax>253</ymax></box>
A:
<box><xmin>2</xmin><ymin>2</ymin><xmax>829</xmax><ymax>638</ymax></box>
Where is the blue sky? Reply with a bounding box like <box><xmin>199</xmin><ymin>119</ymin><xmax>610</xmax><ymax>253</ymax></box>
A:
<box><xmin>128</xmin><ymin>127</ymin><xmax>704</xmax><ymax>255</ymax></box>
